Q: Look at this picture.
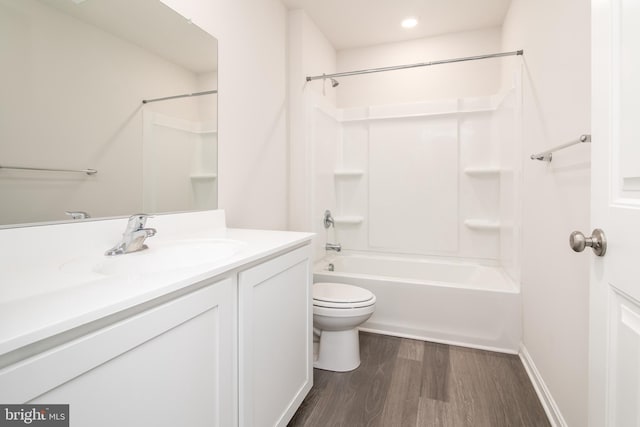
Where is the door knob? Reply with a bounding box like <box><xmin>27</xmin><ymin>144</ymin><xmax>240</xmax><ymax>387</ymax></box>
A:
<box><xmin>569</xmin><ymin>229</ymin><xmax>607</xmax><ymax>257</ymax></box>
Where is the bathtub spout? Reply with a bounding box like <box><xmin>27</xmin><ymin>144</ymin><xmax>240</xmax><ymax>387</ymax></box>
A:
<box><xmin>325</xmin><ymin>243</ymin><xmax>341</xmax><ymax>252</ymax></box>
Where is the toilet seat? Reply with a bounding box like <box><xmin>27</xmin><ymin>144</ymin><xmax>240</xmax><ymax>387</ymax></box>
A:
<box><xmin>313</xmin><ymin>282</ymin><xmax>376</xmax><ymax>309</ymax></box>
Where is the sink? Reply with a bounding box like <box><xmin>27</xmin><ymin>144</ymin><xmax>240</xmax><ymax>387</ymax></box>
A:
<box><xmin>60</xmin><ymin>238</ymin><xmax>246</xmax><ymax>277</ymax></box>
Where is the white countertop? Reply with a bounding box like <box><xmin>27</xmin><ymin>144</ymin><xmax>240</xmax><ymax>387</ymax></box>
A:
<box><xmin>0</xmin><ymin>210</ymin><xmax>313</xmax><ymax>356</ymax></box>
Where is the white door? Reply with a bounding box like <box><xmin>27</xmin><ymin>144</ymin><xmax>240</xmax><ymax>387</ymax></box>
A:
<box><xmin>590</xmin><ymin>1</ymin><xmax>640</xmax><ymax>426</ymax></box>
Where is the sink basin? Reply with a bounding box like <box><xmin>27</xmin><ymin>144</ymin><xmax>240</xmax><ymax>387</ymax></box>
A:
<box><xmin>60</xmin><ymin>238</ymin><xmax>246</xmax><ymax>277</ymax></box>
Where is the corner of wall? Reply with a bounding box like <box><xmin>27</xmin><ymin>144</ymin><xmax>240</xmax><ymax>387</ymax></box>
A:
<box><xmin>519</xmin><ymin>344</ymin><xmax>567</xmax><ymax>427</ymax></box>
<box><xmin>287</xmin><ymin>8</ymin><xmax>337</xmax><ymax>233</ymax></box>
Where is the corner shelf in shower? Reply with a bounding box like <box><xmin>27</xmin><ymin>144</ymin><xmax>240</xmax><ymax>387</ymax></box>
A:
<box><xmin>190</xmin><ymin>173</ymin><xmax>217</xmax><ymax>180</ymax></box>
<box><xmin>463</xmin><ymin>167</ymin><xmax>501</xmax><ymax>177</ymax></box>
<box><xmin>464</xmin><ymin>219</ymin><xmax>500</xmax><ymax>231</ymax></box>
<box><xmin>334</xmin><ymin>169</ymin><xmax>364</xmax><ymax>178</ymax></box>
<box><xmin>333</xmin><ymin>215</ymin><xmax>364</xmax><ymax>225</ymax></box>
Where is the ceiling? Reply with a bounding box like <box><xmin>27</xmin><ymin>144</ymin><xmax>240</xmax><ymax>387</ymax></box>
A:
<box><xmin>41</xmin><ymin>0</ymin><xmax>217</xmax><ymax>73</ymax></box>
<box><xmin>281</xmin><ymin>0</ymin><xmax>512</xmax><ymax>50</ymax></box>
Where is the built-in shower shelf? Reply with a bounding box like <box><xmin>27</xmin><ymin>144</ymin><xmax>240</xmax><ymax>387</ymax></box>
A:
<box><xmin>190</xmin><ymin>173</ymin><xmax>217</xmax><ymax>180</ymax></box>
<box><xmin>334</xmin><ymin>216</ymin><xmax>364</xmax><ymax>225</ymax></box>
<box><xmin>334</xmin><ymin>169</ymin><xmax>364</xmax><ymax>177</ymax></box>
<box><xmin>463</xmin><ymin>167</ymin><xmax>501</xmax><ymax>177</ymax></box>
<box><xmin>464</xmin><ymin>219</ymin><xmax>500</xmax><ymax>231</ymax></box>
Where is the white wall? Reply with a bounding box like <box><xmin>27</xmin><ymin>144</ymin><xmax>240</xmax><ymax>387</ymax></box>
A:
<box><xmin>502</xmin><ymin>0</ymin><xmax>591</xmax><ymax>425</ymax></box>
<box><xmin>161</xmin><ymin>0</ymin><xmax>288</xmax><ymax>230</ymax></box>
<box><xmin>336</xmin><ymin>28</ymin><xmax>503</xmax><ymax>108</ymax></box>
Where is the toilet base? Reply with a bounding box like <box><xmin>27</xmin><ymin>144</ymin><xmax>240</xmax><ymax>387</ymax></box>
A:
<box><xmin>313</xmin><ymin>328</ymin><xmax>361</xmax><ymax>372</ymax></box>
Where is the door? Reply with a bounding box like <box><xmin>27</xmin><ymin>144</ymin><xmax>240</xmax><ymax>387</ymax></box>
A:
<box><xmin>590</xmin><ymin>0</ymin><xmax>640</xmax><ymax>425</ymax></box>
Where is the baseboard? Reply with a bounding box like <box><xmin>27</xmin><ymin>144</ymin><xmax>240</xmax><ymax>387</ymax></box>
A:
<box><xmin>519</xmin><ymin>344</ymin><xmax>567</xmax><ymax>427</ymax></box>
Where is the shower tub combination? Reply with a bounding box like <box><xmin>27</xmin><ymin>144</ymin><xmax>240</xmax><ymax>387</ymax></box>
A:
<box><xmin>314</xmin><ymin>253</ymin><xmax>521</xmax><ymax>353</ymax></box>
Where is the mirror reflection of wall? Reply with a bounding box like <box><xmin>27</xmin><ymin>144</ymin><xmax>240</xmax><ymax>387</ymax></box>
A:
<box><xmin>0</xmin><ymin>0</ymin><xmax>218</xmax><ymax>227</ymax></box>
<box><xmin>142</xmin><ymin>88</ymin><xmax>218</xmax><ymax>214</ymax></box>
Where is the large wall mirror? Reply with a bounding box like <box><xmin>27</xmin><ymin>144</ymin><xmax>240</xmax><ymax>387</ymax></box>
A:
<box><xmin>0</xmin><ymin>0</ymin><xmax>218</xmax><ymax>227</ymax></box>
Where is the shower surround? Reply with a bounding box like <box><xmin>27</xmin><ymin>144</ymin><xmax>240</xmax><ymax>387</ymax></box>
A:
<box><xmin>308</xmin><ymin>82</ymin><xmax>522</xmax><ymax>352</ymax></box>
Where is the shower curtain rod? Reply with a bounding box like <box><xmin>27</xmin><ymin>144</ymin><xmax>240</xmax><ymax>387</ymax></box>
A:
<box><xmin>306</xmin><ymin>50</ymin><xmax>523</xmax><ymax>82</ymax></box>
<box><xmin>142</xmin><ymin>89</ymin><xmax>217</xmax><ymax>104</ymax></box>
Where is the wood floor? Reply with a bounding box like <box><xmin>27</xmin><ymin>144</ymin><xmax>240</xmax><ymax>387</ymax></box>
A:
<box><xmin>288</xmin><ymin>332</ymin><xmax>550</xmax><ymax>427</ymax></box>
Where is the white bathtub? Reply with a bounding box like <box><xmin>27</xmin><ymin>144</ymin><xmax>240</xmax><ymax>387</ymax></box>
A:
<box><xmin>314</xmin><ymin>254</ymin><xmax>521</xmax><ymax>353</ymax></box>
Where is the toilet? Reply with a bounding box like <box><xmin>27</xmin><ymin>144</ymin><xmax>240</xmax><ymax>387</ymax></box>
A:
<box><xmin>312</xmin><ymin>282</ymin><xmax>376</xmax><ymax>372</ymax></box>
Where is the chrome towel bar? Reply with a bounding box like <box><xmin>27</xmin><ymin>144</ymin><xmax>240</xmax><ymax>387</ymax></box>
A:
<box><xmin>0</xmin><ymin>165</ymin><xmax>97</xmax><ymax>175</ymax></box>
<box><xmin>530</xmin><ymin>134</ymin><xmax>591</xmax><ymax>162</ymax></box>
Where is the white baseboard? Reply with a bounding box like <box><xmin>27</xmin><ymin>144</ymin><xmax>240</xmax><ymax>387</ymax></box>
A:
<box><xmin>519</xmin><ymin>344</ymin><xmax>567</xmax><ymax>427</ymax></box>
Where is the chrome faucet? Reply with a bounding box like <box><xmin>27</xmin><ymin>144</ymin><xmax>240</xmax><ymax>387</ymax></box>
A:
<box><xmin>105</xmin><ymin>214</ymin><xmax>157</xmax><ymax>256</ymax></box>
<box><xmin>65</xmin><ymin>210</ymin><xmax>90</xmax><ymax>220</ymax></box>
<box><xmin>323</xmin><ymin>210</ymin><xmax>335</xmax><ymax>229</ymax></box>
<box><xmin>325</xmin><ymin>242</ymin><xmax>341</xmax><ymax>252</ymax></box>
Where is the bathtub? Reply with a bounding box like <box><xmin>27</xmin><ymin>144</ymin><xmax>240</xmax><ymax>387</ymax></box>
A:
<box><xmin>314</xmin><ymin>253</ymin><xmax>521</xmax><ymax>353</ymax></box>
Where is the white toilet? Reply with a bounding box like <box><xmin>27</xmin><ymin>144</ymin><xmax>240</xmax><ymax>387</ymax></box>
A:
<box><xmin>312</xmin><ymin>282</ymin><xmax>376</xmax><ymax>372</ymax></box>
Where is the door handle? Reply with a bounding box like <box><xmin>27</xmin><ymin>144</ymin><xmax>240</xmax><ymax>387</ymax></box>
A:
<box><xmin>569</xmin><ymin>229</ymin><xmax>607</xmax><ymax>257</ymax></box>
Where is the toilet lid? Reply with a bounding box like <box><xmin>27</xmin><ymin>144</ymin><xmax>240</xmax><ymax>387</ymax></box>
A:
<box><xmin>313</xmin><ymin>282</ymin><xmax>375</xmax><ymax>308</ymax></box>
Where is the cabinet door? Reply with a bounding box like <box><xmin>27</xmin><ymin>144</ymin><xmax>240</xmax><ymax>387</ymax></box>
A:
<box><xmin>239</xmin><ymin>245</ymin><xmax>313</xmax><ymax>427</ymax></box>
<box><xmin>1</xmin><ymin>277</ymin><xmax>236</xmax><ymax>427</ymax></box>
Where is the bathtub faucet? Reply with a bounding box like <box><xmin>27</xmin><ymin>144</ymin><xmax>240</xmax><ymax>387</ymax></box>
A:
<box><xmin>325</xmin><ymin>242</ymin><xmax>341</xmax><ymax>252</ymax></box>
<box><xmin>323</xmin><ymin>210</ymin><xmax>335</xmax><ymax>229</ymax></box>
<box><xmin>105</xmin><ymin>213</ymin><xmax>157</xmax><ymax>256</ymax></box>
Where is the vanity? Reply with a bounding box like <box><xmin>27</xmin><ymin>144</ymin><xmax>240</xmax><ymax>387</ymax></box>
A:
<box><xmin>0</xmin><ymin>210</ymin><xmax>314</xmax><ymax>427</ymax></box>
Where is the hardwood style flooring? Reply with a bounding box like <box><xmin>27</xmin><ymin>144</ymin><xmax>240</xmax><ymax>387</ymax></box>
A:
<box><xmin>288</xmin><ymin>332</ymin><xmax>550</xmax><ymax>427</ymax></box>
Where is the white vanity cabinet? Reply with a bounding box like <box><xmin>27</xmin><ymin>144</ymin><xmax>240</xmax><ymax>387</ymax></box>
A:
<box><xmin>238</xmin><ymin>245</ymin><xmax>313</xmax><ymax>427</ymax></box>
<box><xmin>0</xmin><ymin>276</ymin><xmax>237</xmax><ymax>427</ymax></box>
<box><xmin>0</xmin><ymin>238</ymin><xmax>313</xmax><ymax>427</ymax></box>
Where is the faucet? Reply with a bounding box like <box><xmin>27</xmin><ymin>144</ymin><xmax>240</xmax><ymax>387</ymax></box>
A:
<box><xmin>323</xmin><ymin>210</ymin><xmax>335</xmax><ymax>229</ymax></box>
<box><xmin>65</xmin><ymin>211</ymin><xmax>90</xmax><ymax>220</ymax></box>
<box><xmin>325</xmin><ymin>242</ymin><xmax>341</xmax><ymax>252</ymax></box>
<box><xmin>105</xmin><ymin>214</ymin><xmax>157</xmax><ymax>256</ymax></box>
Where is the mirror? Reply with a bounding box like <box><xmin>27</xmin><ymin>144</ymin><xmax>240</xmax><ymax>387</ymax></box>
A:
<box><xmin>0</xmin><ymin>0</ymin><xmax>218</xmax><ymax>227</ymax></box>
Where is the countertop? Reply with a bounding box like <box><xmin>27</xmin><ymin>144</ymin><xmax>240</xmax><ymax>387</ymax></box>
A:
<box><xmin>0</xmin><ymin>211</ymin><xmax>313</xmax><ymax>356</ymax></box>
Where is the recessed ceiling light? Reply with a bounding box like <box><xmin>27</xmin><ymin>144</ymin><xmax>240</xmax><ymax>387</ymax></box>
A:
<box><xmin>401</xmin><ymin>17</ymin><xmax>418</xmax><ymax>29</ymax></box>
